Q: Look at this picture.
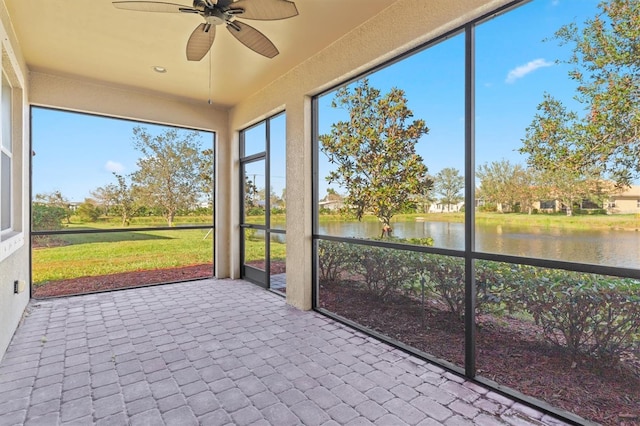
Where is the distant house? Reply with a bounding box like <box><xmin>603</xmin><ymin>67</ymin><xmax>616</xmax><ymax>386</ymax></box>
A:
<box><xmin>319</xmin><ymin>192</ymin><xmax>345</xmax><ymax>211</ymax></box>
<box><xmin>429</xmin><ymin>201</ymin><xmax>464</xmax><ymax>213</ymax></box>
<box><xmin>535</xmin><ymin>200</ymin><xmax>560</xmax><ymax>213</ymax></box>
<box><xmin>607</xmin><ymin>185</ymin><xmax>640</xmax><ymax>214</ymax></box>
<box><xmin>531</xmin><ymin>185</ymin><xmax>640</xmax><ymax>215</ymax></box>
<box><xmin>318</xmin><ymin>199</ymin><xmax>344</xmax><ymax>211</ymax></box>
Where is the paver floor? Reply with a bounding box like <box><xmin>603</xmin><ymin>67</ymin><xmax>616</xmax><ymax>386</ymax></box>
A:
<box><xmin>0</xmin><ymin>279</ymin><xmax>571</xmax><ymax>425</ymax></box>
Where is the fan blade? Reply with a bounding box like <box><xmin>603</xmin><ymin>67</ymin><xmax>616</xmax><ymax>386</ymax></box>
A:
<box><xmin>227</xmin><ymin>21</ymin><xmax>278</xmax><ymax>58</ymax></box>
<box><xmin>113</xmin><ymin>1</ymin><xmax>197</xmax><ymax>13</ymax></box>
<box><xmin>227</xmin><ymin>0</ymin><xmax>298</xmax><ymax>21</ymax></box>
<box><xmin>186</xmin><ymin>23</ymin><xmax>216</xmax><ymax>61</ymax></box>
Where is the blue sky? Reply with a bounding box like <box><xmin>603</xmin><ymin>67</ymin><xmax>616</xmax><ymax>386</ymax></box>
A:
<box><xmin>32</xmin><ymin>111</ymin><xmax>214</xmax><ymax>201</ymax></box>
<box><xmin>317</xmin><ymin>0</ymin><xmax>601</xmax><ymax>197</ymax></box>
<box><xmin>33</xmin><ymin>0</ymin><xmax>602</xmax><ymax>201</ymax></box>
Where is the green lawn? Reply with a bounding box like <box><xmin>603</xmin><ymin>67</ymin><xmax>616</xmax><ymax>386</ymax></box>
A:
<box><xmin>33</xmin><ymin>217</ymin><xmax>287</xmax><ymax>285</ymax></box>
<box><xmin>32</xmin><ymin>228</ymin><xmax>214</xmax><ymax>285</ymax></box>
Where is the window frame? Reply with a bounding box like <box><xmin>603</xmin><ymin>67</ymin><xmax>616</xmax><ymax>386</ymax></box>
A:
<box><xmin>1</xmin><ymin>71</ymin><xmax>14</xmax><ymax>233</ymax></box>
<box><xmin>0</xmin><ymin>44</ymin><xmax>25</xmax><ymax>262</ymax></box>
<box><xmin>310</xmin><ymin>1</ymin><xmax>640</xmax><ymax>424</ymax></box>
<box><xmin>239</xmin><ymin>111</ymin><xmax>287</xmax><ymax>292</ymax></box>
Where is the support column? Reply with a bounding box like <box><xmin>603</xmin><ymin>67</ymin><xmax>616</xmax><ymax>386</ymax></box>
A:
<box><xmin>285</xmin><ymin>96</ymin><xmax>313</xmax><ymax>310</ymax></box>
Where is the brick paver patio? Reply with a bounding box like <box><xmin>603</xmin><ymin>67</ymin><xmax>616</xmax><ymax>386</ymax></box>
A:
<box><xmin>0</xmin><ymin>279</ymin><xmax>570</xmax><ymax>425</ymax></box>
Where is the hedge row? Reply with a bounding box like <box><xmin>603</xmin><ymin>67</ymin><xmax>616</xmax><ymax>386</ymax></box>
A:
<box><xmin>318</xmin><ymin>239</ymin><xmax>640</xmax><ymax>361</ymax></box>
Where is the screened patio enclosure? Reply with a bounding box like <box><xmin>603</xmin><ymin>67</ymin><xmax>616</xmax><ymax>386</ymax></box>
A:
<box><xmin>0</xmin><ymin>0</ymin><xmax>638</xmax><ymax>425</ymax></box>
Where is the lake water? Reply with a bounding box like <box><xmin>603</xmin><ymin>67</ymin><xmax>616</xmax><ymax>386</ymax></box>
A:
<box><xmin>318</xmin><ymin>220</ymin><xmax>640</xmax><ymax>269</ymax></box>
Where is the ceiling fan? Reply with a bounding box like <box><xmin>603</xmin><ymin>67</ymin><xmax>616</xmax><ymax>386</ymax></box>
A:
<box><xmin>112</xmin><ymin>0</ymin><xmax>298</xmax><ymax>61</ymax></box>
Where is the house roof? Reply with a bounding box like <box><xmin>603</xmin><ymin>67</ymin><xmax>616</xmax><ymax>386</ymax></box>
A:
<box><xmin>614</xmin><ymin>185</ymin><xmax>640</xmax><ymax>198</ymax></box>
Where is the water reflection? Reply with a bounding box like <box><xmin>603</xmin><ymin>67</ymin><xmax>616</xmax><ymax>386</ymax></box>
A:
<box><xmin>318</xmin><ymin>220</ymin><xmax>640</xmax><ymax>269</ymax></box>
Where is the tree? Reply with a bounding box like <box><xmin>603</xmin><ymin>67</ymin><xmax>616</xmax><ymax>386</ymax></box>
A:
<box><xmin>520</xmin><ymin>0</ymin><xmax>640</xmax><ymax>188</ymax></box>
<box><xmin>538</xmin><ymin>169</ymin><xmax>593</xmax><ymax>216</ymax></box>
<box><xmin>198</xmin><ymin>147</ymin><xmax>215</xmax><ymax>206</ymax></box>
<box><xmin>34</xmin><ymin>190</ymin><xmax>72</xmax><ymax>224</ymax></box>
<box><xmin>130</xmin><ymin>127</ymin><xmax>209</xmax><ymax>226</ymax></box>
<box><xmin>244</xmin><ymin>175</ymin><xmax>260</xmax><ymax>210</ymax></box>
<box><xmin>280</xmin><ymin>188</ymin><xmax>287</xmax><ymax>210</ymax></box>
<box><xmin>434</xmin><ymin>168</ymin><xmax>464</xmax><ymax>212</ymax></box>
<box><xmin>76</xmin><ymin>199</ymin><xmax>101</xmax><ymax>223</ymax></box>
<box><xmin>269</xmin><ymin>186</ymin><xmax>284</xmax><ymax>212</ymax></box>
<box><xmin>91</xmin><ymin>183</ymin><xmax>118</xmax><ymax>216</ymax></box>
<box><xmin>477</xmin><ymin>160</ymin><xmax>540</xmax><ymax>213</ymax></box>
<box><xmin>93</xmin><ymin>174</ymin><xmax>136</xmax><ymax>226</ymax></box>
<box><xmin>113</xmin><ymin>174</ymin><xmax>136</xmax><ymax>226</ymax></box>
<box><xmin>320</xmin><ymin>79</ymin><xmax>432</xmax><ymax>229</ymax></box>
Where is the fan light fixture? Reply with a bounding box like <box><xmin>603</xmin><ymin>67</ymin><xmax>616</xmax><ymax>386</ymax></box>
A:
<box><xmin>113</xmin><ymin>0</ymin><xmax>298</xmax><ymax>61</ymax></box>
<box><xmin>152</xmin><ymin>66</ymin><xmax>167</xmax><ymax>73</ymax></box>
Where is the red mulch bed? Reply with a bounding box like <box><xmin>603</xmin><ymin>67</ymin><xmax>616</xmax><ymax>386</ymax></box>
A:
<box><xmin>33</xmin><ymin>260</ymin><xmax>287</xmax><ymax>299</ymax></box>
<box><xmin>319</xmin><ymin>280</ymin><xmax>640</xmax><ymax>426</ymax></box>
<box><xmin>32</xmin><ymin>264</ymin><xmax>213</xmax><ymax>298</ymax></box>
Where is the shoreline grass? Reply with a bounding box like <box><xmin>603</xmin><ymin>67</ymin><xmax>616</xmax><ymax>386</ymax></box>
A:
<box><xmin>331</xmin><ymin>212</ymin><xmax>640</xmax><ymax>231</ymax></box>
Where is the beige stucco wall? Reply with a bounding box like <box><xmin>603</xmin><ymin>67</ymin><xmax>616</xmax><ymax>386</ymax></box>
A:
<box><xmin>611</xmin><ymin>199</ymin><xmax>640</xmax><ymax>215</ymax></box>
<box><xmin>0</xmin><ymin>0</ymin><xmax>30</xmax><ymax>360</ymax></box>
<box><xmin>229</xmin><ymin>0</ymin><xmax>512</xmax><ymax>310</ymax></box>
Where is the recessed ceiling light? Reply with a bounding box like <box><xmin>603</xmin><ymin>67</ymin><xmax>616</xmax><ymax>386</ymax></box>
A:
<box><xmin>152</xmin><ymin>66</ymin><xmax>167</xmax><ymax>73</ymax></box>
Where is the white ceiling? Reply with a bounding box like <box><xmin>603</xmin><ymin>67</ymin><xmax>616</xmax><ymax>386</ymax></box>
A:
<box><xmin>5</xmin><ymin>0</ymin><xmax>399</xmax><ymax>108</ymax></box>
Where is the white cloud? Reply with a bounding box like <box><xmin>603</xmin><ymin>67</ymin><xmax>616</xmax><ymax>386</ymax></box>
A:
<box><xmin>105</xmin><ymin>160</ymin><xmax>124</xmax><ymax>173</ymax></box>
<box><xmin>505</xmin><ymin>58</ymin><xmax>553</xmax><ymax>84</ymax></box>
<box><xmin>551</xmin><ymin>0</ymin><xmax>560</xmax><ymax>6</ymax></box>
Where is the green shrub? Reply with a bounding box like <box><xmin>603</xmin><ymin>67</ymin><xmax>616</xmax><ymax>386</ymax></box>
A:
<box><xmin>513</xmin><ymin>267</ymin><xmax>640</xmax><ymax>360</ymax></box>
<box><xmin>32</xmin><ymin>204</ymin><xmax>67</xmax><ymax>231</ymax></box>
<box><xmin>574</xmin><ymin>208</ymin><xmax>607</xmax><ymax>215</ymax></box>
<box><xmin>318</xmin><ymin>238</ymin><xmax>426</xmax><ymax>298</ymax></box>
<box><xmin>405</xmin><ymin>237</ymin><xmax>435</xmax><ymax>246</ymax></box>
<box><xmin>317</xmin><ymin>241</ymin><xmax>356</xmax><ymax>282</ymax></box>
<box><xmin>246</xmin><ymin>207</ymin><xmax>265</xmax><ymax>216</ymax></box>
<box><xmin>416</xmin><ymin>256</ymin><xmax>512</xmax><ymax>319</ymax></box>
<box><xmin>475</xmin><ymin>260</ymin><xmax>518</xmax><ymax>316</ymax></box>
<box><xmin>76</xmin><ymin>201</ymin><xmax>101</xmax><ymax>223</ymax></box>
<box><xmin>418</xmin><ymin>255</ymin><xmax>466</xmax><ymax>318</ymax></box>
<box><xmin>352</xmin><ymin>245</ymin><xmax>422</xmax><ymax>299</ymax></box>
<box><xmin>478</xmin><ymin>203</ymin><xmax>498</xmax><ymax>212</ymax></box>
<box><xmin>319</xmin><ymin>240</ymin><xmax>640</xmax><ymax>363</ymax></box>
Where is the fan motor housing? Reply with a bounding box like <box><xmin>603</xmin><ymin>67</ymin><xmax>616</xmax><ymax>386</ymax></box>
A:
<box><xmin>204</xmin><ymin>8</ymin><xmax>226</xmax><ymax>25</ymax></box>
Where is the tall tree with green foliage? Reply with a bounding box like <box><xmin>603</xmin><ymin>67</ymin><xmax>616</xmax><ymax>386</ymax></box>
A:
<box><xmin>435</xmin><ymin>168</ymin><xmax>464</xmax><ymax>212</ymax></box>
<box><xmin>538</xmin><ymin>168</ymin><xmax>593</xmax><ymax>216</ymax></box>
<box><xmin>320</xmin><ymin>79</ymin><xmax>432</xmax><ymax>229</ymax></box>
<box><xmin>130</xmin><ymin>126</ymin><xmax>208</xmax><ymax>226</ymax></box>
<box><xmin>477</xmin><ymin>160</ymin><xmax>540</xmax><ymax>213</ymax></box>
<box><xmin>91</xmin><ymin>183</ymin><xmax>118</xmax><ymax>216</ymax></box>
<box><xmin>92</xmin><ymin>174</ymin><xmax>136</xmax><ymax>226</ymax></box>
<box><xmin>113</xmin><ymin>174</ymin><xmax>136</xmax><ymax>226</ymax></box>
<box><xmin>198</xmin><ymin>147</ymin><xmax>215</xmax><ymax>206</ymax></box>
<box><xmin>520</xmin><ymin>0</ymin><xmax>640</xmax><ymax>188</ymax></box>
